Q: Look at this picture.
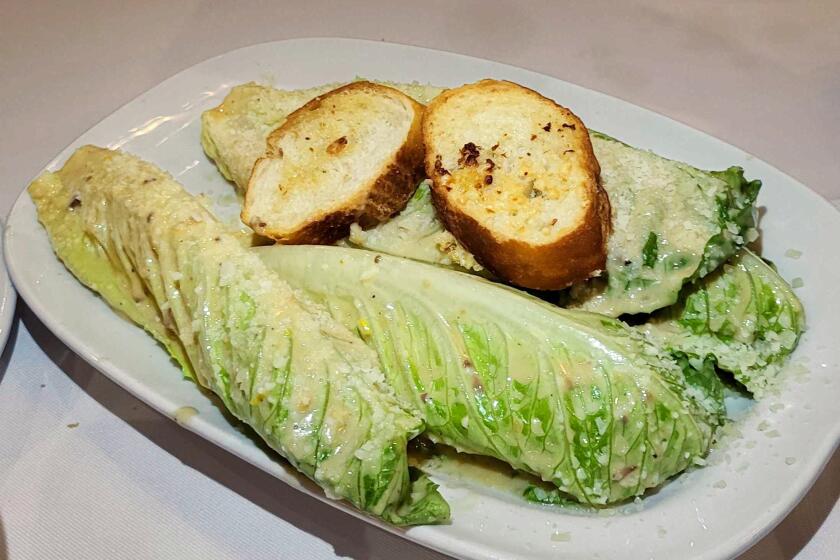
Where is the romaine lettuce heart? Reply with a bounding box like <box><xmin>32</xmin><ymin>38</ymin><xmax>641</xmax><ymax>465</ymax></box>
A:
<box><xmin>28</xmin><ymin>146</ymin><xmax>450</xmax><ymax>525</ymax></box>
<box><xmin>256</xmin><ymin>245</ymin><xmax>725</xmax><ymax>505</ymax></box>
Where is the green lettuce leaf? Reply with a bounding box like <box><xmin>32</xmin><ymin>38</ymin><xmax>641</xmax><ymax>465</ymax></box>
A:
<box><xmin>642</xmin><ymin>249</ymin><xmax>805</xmax><ymax>395</ymax></box>
<box><xmin>568</xmin><ymin>133</ymin><xmax>761</xmax><ymax>315</ymax></box>
<box><xmin>28</xmin><ymin>146</ymin><xmax>449</xmax><ymax>525</ymax></box>
<box><xmin>523</xmin><ymin>485</ymin><xmax>577</xmax><ymax>506</ymax></box>
<box><xmin>257</xmin><ymin>244</ymin><xmax>725</xmax><ymax>505</ymax></box>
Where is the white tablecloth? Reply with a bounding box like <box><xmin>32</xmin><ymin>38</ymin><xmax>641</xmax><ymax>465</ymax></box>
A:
<box><xmin>1</xmin><ymin>2</ymin><xmax>838</xmax><ymax>558</ymax></box>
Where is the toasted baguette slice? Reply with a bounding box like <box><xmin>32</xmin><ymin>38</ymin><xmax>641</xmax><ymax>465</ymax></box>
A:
<box><xmin>423</xmin><ymin>79</ymin><xmax>610</xmax><ymax>290</ymax></box>
<box><xmin>242</xmin><ymin>82</ymin><xmax>425</xmax><ymax>244</ymax></box>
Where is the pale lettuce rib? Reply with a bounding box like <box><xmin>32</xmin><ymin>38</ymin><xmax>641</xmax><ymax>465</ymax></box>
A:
<box><xmin>345</xmin><ymin>181</ymin><xmax>484</xmax><ymax>272</ymax></box>
<box><xmin>28</xmin><ymin>146</ymin><xmax>449</xmax><ymax>525</ymax></box>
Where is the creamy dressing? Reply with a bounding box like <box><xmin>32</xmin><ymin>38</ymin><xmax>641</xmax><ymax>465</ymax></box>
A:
<box><xmin>174</xmin><ymin>406</ymin><xmax>199</xmax><ymax>424</ymax></box>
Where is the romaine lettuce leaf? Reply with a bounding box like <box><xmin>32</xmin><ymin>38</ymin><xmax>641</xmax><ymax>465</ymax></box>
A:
<box><xmin>642</xmin><ymin>249</ymin><xmax>805</xmax><ymax>395</ymax></box>
<box><xmin>565</xmin><ymin>133</ymin><xmax>761</xmax><ymax>315</ymax></box>
<box><xmin>25</xmin><ymin>164</ymin><xmax>195</xmax><ymax>379</ymax></box>
<box><xmin>257</xmin><ymin>244</ymin><xmax>725</xmax><ymax>505</ymax></box>
<box><xmin>523</xmin><ymin>484</ymin><xmax>577</xmax><ymax>506</ymax></box>
<box><xmin>28</xmin><ymin>146</ymin><xmax>449</xmax><ymax>525</ymax></box>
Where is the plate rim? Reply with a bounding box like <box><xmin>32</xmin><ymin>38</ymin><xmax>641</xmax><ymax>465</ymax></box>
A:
<box><xmin>0</xmin><ymin>224</ymin><xmax>17</xmax><ymax>358</ymax></box>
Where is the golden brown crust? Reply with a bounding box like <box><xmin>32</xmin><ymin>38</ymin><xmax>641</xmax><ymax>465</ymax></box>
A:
<box><xmin>245</xmin><ymin>81</ymin><xmax>426</xmax><ymax>244</ymax></box>
<box><xmin>270</xmin><ymin>206</ymin><xmax>359</xmax><ymax>245</ymax></box>
<box><xmin>423</xmin><ymin>79</ymin><xmax>610</xmax><ymax>290</ymax></box>
<box><xmin>357</xmin><ymin>97</ymin><xmax>426</xmax><ymax>227</ymax></box>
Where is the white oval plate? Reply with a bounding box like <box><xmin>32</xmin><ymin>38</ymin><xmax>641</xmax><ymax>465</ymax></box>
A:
<box><xmin>5</xmin><ymin>38</ymin><xmax>840</xmax><ymax>560</ymax></box>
